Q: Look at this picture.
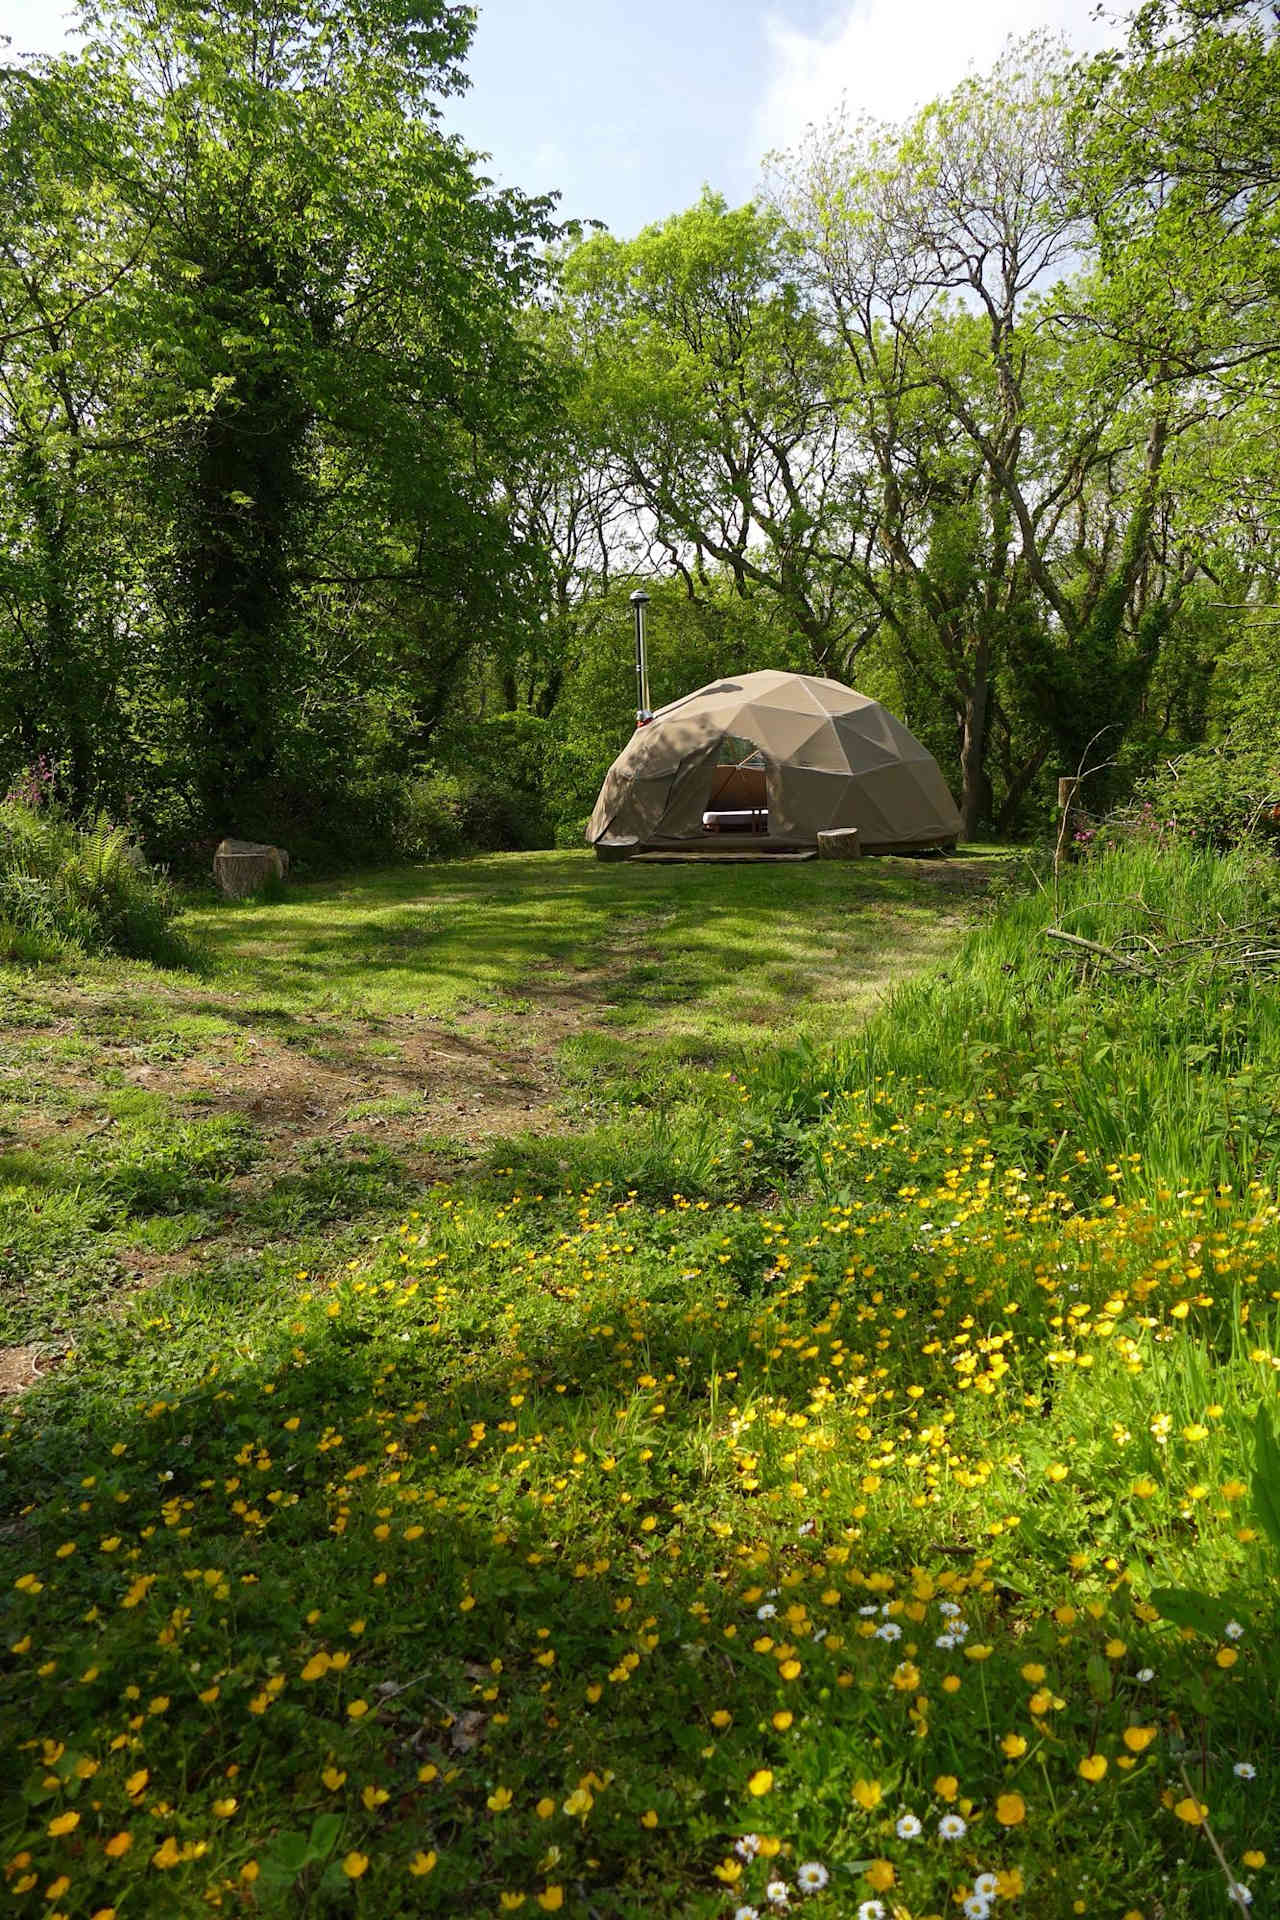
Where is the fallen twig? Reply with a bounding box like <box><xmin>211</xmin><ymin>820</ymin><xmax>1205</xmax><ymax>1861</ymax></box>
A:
<box><xmin>1043</xmin><ymin>928</ymin><xmax>1156</xmax><ymax>977</ymax></box>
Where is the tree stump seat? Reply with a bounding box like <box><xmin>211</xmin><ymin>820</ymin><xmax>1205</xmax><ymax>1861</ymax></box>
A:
<box><xmin>213</xmin><ymin>838</ymin><xmax>290</xmax><ymax>899</ymax></box>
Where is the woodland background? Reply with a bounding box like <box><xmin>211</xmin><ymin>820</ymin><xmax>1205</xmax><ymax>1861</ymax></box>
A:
<box><xmin>2</xmin><ymin>0</ymin><xmax>1278</xmax><ymax>866</ymax></box>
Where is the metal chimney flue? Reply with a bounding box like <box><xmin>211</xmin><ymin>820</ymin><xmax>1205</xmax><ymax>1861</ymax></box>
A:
<box><xmin>630</xmin><ymin>588</ymin><xmax>652</xmax><ymax>726</ymax></box>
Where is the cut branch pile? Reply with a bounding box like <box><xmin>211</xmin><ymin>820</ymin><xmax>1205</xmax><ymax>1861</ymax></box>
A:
<box><xmin>1043</xmin><ymin>920</ymin><xmax>1280</xmax><ymax>982</ymax></box>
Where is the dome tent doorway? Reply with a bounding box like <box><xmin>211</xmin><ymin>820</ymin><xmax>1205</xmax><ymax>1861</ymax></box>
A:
<box><xmin>586</xmin><ymin>670</ymin><xmax>962</xmax><ymax>860</ymax></box>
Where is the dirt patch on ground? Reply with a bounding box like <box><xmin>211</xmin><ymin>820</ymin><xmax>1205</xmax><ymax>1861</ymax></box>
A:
<box><xmin>130</xmin><ymin>1011</ymin><xmax>566</xmax><ymax>1145</ymax></box>
<box><xmin>0</xmin><ymin>1345</ymin><xmax>64</xmax><ymax>1396</ymax></box>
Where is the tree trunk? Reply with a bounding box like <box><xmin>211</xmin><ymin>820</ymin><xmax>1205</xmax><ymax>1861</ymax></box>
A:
<box><xmin>995</xmin><ymin>739</ymin><xmax>1050</xmax><ymax>836</ymax></box>
<box><xmin>958</xmin><ymin>634</ymin><xmax>991</xmax><ymax>841</ymax></box>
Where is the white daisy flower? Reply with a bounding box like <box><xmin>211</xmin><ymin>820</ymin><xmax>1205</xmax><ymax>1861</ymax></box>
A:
<box><xmin>875</xmin><ymin>1621</ymin><xmax>902</xmax><ymax>1641</ymax></box>
<box><xmin>796</xmin><ymin>1862</ymin><xmax>829</xmax><ymax>1892</ymax></box>
<box><xmin>936</xmin><ymin>1633</ymin><xmax>957</xmax><ymax>1650</ymax></box>
<box><xmin>1225</xmin><ymin>1620</ymin><xmax>1244</xmax><ymax>1641</ymax></box>
<box><xmin>1228</xmin><ymin>1884</ymin><xmax>1252</xmax><ymax>1909</ymax></box>
<box><xmin>857</xmin><ymin>1904</ymin><xmax>886</xmax><ymax>1920</ymax></box>
<box><xmin>896</xmin><ymin>1813</ymin><xmax>922</xmax><ymax>1839</ymax></box>
<box><xmin>1234</xmin><ymin>1762</ymin><xmax>1257</xmax><ymax>1780</ymax></box>
<box><xmin>858</xmin><ymin>1604</ymin><xmax>879</xmax><ymax>1617</ymax></box>
<box><xmin>1135</xmin><ymin>1666</ymin><xmax>1155</xmax><ymax>1682</ymax></box>
<box><xmin>939</xmin><ymin>1813</ymin><xmax>968</xmax><ymax>1839</ymax></box>
<box><xmin>766</xmin><ymin>1880</ymin><xmax>790</xmax><ymax>1908</ymax></box>
<box><xmin>938</xmin><ymin>1600</ymin><xmax>961</xmax><ymax>1617</ymax></box>
<box><xmin>756</xmin><ymin>1603</ymin><xmax>778</xmax><ymax>1620</ymax></box>
<box><xmin>736</xmin><ymin>1834</ymin><xmax>762</xmax><ymax>1858</ymax></box>
<box><xmin>963</xmin><ymin>1897</ymin><xmax>992</xmax><ymax>1920</ymax></box>
<box><xmin>735</xmin><ymin>1908</ymin><xmax>761</xmax><ymax>1920</ymax></box>
<box><xmin>974</xmin><ymin>1874</ymin><xmax>998</xmax><ymax>1896</ymax></box>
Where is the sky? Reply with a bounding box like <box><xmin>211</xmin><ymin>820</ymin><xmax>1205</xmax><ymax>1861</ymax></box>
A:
<box><xmin>6</xmin><ymin>0</ymin><xmax>1123</xmax><ymax>236</ymax></box>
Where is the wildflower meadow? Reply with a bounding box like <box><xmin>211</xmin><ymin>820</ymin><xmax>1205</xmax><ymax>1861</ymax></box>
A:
<box><xmin>2</xmin><ymin>843</ymin><xmax>1278</xmax><ymax>1918</ymax></box>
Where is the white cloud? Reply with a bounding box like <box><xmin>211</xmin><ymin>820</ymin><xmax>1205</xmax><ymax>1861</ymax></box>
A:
<box><xmin>754</xmin><ymin>0</ymin><xmax>1121</xmax><ymax>160</ymax></box>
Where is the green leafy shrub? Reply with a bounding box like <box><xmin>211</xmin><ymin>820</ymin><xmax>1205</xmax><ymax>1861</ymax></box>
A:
<box><xmin>1138</xmin><ymin>741</ymin><xmax>1280</xmax><ymax>850</ymax></box>
<box><xmin>1132</xmin><ymin>621</ymin><xmax>1280</xmax><ymax>850</ymax></box>
<box><xmin>0</xmin><ymin>798</ymin><xmax>183</xmax><ymax>962</ymax></box>
<box><xmin>395</xmin><ymin>770</ymin><xmax>548</xmax><ymax>861</ymax></box>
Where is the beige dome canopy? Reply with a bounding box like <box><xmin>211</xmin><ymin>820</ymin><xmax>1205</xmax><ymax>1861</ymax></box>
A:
<box><xmin>587</xmin><ymin>670</ymin><xmax>961</xmax><ymax>857</ymax></box>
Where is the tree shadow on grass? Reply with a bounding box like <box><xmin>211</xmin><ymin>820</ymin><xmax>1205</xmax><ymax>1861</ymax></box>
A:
<box><xmin>4</xmin><ymin>1163</ymin><xmax>1274</xmax><ymax>1920</ymax></box>
<box><xmin>0</xmin><ymin>1259</ymin><xmax>930</xmax><ymax>1918</ymax></box>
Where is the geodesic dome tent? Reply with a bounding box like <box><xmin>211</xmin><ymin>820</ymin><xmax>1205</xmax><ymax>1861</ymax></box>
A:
<box><xmin>586</xmin><ymin>670</ymin><xmax>961</xmax><ymax>857</ymax></box>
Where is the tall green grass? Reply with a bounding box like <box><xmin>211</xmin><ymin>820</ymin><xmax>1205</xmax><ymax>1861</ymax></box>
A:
<box><xmin>0</xmin><ymin>800</ymin><xmax>185</xmax><ymax>963</ymax></box>
<box><xmin>749</xmin><ymin>842</ymin><xmax>1280</xmax><ymax>1199</ymax></box>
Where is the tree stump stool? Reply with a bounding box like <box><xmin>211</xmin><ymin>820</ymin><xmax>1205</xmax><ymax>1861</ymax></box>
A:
<box><xmin>817</xmin><ymin>828</ymin><xmax>862</xmax><ymax>859</ymax></box>
<box><xmin>213</xmin><ymin>838</ymin><xmax>290</xmax><ymax>899</ymax></box>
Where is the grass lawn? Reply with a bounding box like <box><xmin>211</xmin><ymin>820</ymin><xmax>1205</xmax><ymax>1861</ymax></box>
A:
<box><xmin>1</xmin><ymin>842</ymin><xmax>1277</xmax><ymax>1920</ymax></box>
<box><xmin>0</xmin><ymin>850</ymin><xmax>993</xmax><ymax>1366</ymax></box>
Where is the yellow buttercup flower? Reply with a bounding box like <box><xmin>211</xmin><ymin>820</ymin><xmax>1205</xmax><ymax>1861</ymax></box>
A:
<box><xmin>1079</xmin><ymin>1754</ymin><xmax>1107</xmax><ymax>1782</ymax></box>
<box><xmin>747</xmin><ymin>1769</ymin><xmax>773</xmax><ymax>1797</ymax></box>
<box><xmin>995</xmin><ymin>1792</ymin><xmax>1026</xmax><ymax>1827</ymax></box>
<box><xmin>1174</xmin><ymin>1797</ymin><xmax>1206</xmax><ymax>1826</ymax></box>
<box><xmin>1123</xmin><ymin>1727</ymin><xmax>1157</xmax><ymax>1752</ymax></box>
<box><xmin>342</xmin><ymin>1852</ymin><xmax>368</xmax><ymax>1878</ymax></box>
<box><xmin>852</xmin><ymin>1778</ymin><xmax>882</xmax><ymax>1809</ymax></box>
<box><xmin>409</xmin><ymin>1851</ymin><xmax>437</xmax><ymax>1875</ymax></box>
<box><xmin>487</xmin><ymin>1786</ymin><xmax>514</xmax><ymax>1812</ymax></box>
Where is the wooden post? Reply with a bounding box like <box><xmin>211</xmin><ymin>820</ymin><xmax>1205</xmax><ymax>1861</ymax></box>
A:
<box><xmin>1054</xmin><ymin>776</ymin><xmax>1080</xmax><ymax>878</ymax></box>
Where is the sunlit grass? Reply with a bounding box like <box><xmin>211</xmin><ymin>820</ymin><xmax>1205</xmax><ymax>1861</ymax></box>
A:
<box><xmin>1</xmin><ymin>844</ymin><xmax>1276</xmax><ymax>1919</ymax></box>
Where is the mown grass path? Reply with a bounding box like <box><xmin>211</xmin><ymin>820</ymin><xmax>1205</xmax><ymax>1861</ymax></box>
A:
<box><xmin>0</xmin><ymin>850</ymin><xmax>996</xmax><ymax>1377</ymax></box>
